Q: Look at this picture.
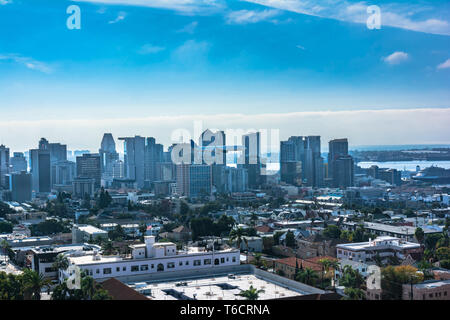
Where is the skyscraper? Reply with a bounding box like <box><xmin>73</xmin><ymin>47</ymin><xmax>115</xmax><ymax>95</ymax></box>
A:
<box><xmin>328</xmin><ymin>138</ymin><xmax>354</xmax><ymax>188</ymax></box>
<box><xmin>10</xmin><ymin>152</ymin><xmax>27</xmax><ymax>173</ymax></box>
<box><xmin>328</xmin><ymin>138</ymin><xmax>349</xmax><ymax>180</ymax></box>
<box><xmin>280</xmin><ymin>136</ymin><xmax>323</xmax><ymax>187</ymax></box>
<box><xmin>0</xmin><ymin>145</ymin><xmax>10</xmax><ymax>188</ymax></box>
<box><xmin>144</xmin><ymin>137</ymin><xmax>164</xmax><ymax>186</ymax></box>
<box><xmin>176</xmin><ymin>164</ymin><xmax>212</xmax><ymax>198</ymax></box>
<box><xmin>240</xmin><ymin>132</ymin><xmax>261</xmax><ymax>189</ymax></box>
<box><xmin>52</xmin><ymin>160</ymin><xmax>76</xmax><ymax>186</ymax></box>
<box><xmin>280</xmin><ymin>136</ymin><xmax>305</xmax><ymax>185</ymax></box>
<box><xmin>119</xmin><ymin>136</ymin><xmax>146</xmax><ymax>189</ymax></box>
<box><xmin>39</xmin><ymin>138</ymin><xmax>67</xmax><ymax>163</ymax></box>
<box><xmin>30</xmin><ymin>148</ymin><xmax>51</xmax><ymax>194</ymax></box>
<box><xmin>76</xmin><ymin>154</ymin><xmax>101</xmax><ymax>189</ymax></box>
<box><xmin>200</xmin><ymin>129</ymin><xmax>227</xmax><ymax>191</ymax></box>
<box><xmin>332</xmin><ymin>155</ymin><xmax>354</xmax><ymax>188</ymax></box>
<box><xmin>304</xmin><ymin>136</ymin><xmax>323</xmax><ymax>188</ymax></box>
<box><xmin>7</xmin><ymin>171</ymin><xmax>32</xmax><ymax>203</ymax></box>
<box><xmin>99</xmin><ymin>133</ymin><xmax>119</xmax><ymax>179</ymax></box>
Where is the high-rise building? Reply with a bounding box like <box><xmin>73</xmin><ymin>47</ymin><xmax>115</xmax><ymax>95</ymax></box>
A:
<box><xmin>52</xmin><ymin>160</ymin><xmax>76</xmax><ymax>186</ymax></box>
<box><xmin>73</xmin><ymin>177</ymin><xmax>95</xmax><ymax>198</ymax></box>
<box><xmin>200</xmin><ymin>129</ymin><xmax>227</xmax><ymax>190</ymax></box>
<box><xmin>328</xmin><ymin>138</ymin><xmax>349</xmax><ymax>179</ymax></box>
<box><xmin>99</xmin><ymin>133</ymin><xmax>119</xmax><ymax>179</ymax></box>
<box><xmin>224</xmin><ymin>166</ymin><xmax>248</xmax><ymax>193</ymax></box>
<box><xmin>328</xmin><ymin>139</ymin><xmax>354</xmax><ymax>188</ymax></box>
<box><xmin>240</xmin><ymin>132</ymin><xmax>261</xmax><ymax>189</ymax></box>
<box><xmin>39</xmin><ymin>138</ymin><xmax>67</xmax><ymax>163</ymax></box>
<box><xmin>10</xmin><ymin>152</ymin><xmax>27</xmax><ymax>173</ymax></box>
<box><xmin>176</xmin><ymin>164</ymin><xmax>212</xmax><ymax>198</ymax></box>
<box><xmin>30</xmin><ymin>149</ymin><xmax>51</xmax><ymax>194</ymax></box>
<box><xmin>280</xmin><ymin>137</ymin><xmax>305</xmax><ymax>185</ymax></box>
<box><xmin>7</xmin><ymin>171</ymin><xmax>32</xmax><ymax>203</ymax></box>
<box><xmin>280</xmin><ymin>136</ymin><xmax>323</xmax><ymax>187</ymax></box>
<box><xmin>144</xmin><ymin>137</ymin><xmax>164</xmax><ymax>186</ymax></box>
<box><xmin>0</xmin><ymin>145</ymin><xmax>10</xmax><ymax>188</ymax></box>
<box><xmin>332</xmin><ymin>155</ymin><xmax>354</xmax><ymax>188</ymax></box>
<box><xmin>378</xmin><ymin>168</ymin><xmax>402</xmax><ymax>186</ymax></box>
<box><xmin>76</xmin><ymin>154</ymin><xmax>101</xmax><ymax>189</ymax></box>
<box><xmin>112</xmin><ymin>160</ymin><xmax>124</xmax><ymax>179</ymax></box>
<box><xmin>119</xmin><ymin>136</ymin><xmax>146</xmax><ymax>189</ymax></box>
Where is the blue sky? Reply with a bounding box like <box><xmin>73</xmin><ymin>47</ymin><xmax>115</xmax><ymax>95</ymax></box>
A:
<box><xmin>0</xmin><ymin>0</ymin><xmax>449</xmax><ymax>151</ymax></box>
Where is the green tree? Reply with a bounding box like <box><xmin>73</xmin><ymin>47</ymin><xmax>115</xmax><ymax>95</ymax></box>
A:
<box><xmin>323</xmin><ymin>225</ymin><xmax>341</xmax><ymax>239</ymax></box>
<box><xmin>253</xmin><ymin>253</ymin><xmax>263</xmax><ymax>268</ymax></box>
<box><xmin>0</xmin><ymin>221</ymin><xmax>13</xmax><ymax>233</ymax></box>
<box><xmin>341</xmin><ymin>287</ymin><xmax>365</xmax><ymax>300</ymax></box>
<box><xmin>0</xmin><ymin>272</ymin><xmax>24</xmax><ymax>300</ymax></box>
<box><xmin>102</xmin><ymin>240</ymin><xmax>116</xmax><ymax>256</ymax></box>
<box><xmin>21</xmin><ymin>269</ymin><xmax>51</xmax><ymax>300</ymax></box>
<box><xmin>285</xmin><ymin>231</ymin><xmax>296</xmax><ymax>248</ymax></box>
<box><xmin>381</xmin><ymin>265</ymin><xmax>424</xmax><ymax>300</ymax></box>
<box><xmin>238</xmin><ymin>285</ymin><xmax>264</xmax><ymax>300</ymax></box>
<box><xmin>339</xmin><ymin>265</ymin><xmax>364</xmax><ymax>289</ymax></box>
<box><xmin>190</xmin><ymin>217</ymin><xmax>215</xmax><ymax>240</ymax></box>
<box><xmin>52</xmin><ymin>254</ymin><xmax>69</xmax><ymax>271</ymax></box>
<box><xmin>139</xmin><ymin>223</ymin><xmax>148</xmax><ymax>242</ymax></box>
<box><xmin>229</xmin><ymin>227</ymin><xmax>248</xmax><ymax>251</ymax></box>
<box><xmin>295</xmin><ymin>267</ymin><xmax>319</xmax><ymax>286</ymax></box>
<box><xmin>414</xmin><ymin>227</ymin><xmax>425</xmax><ymax>244</ymax></box>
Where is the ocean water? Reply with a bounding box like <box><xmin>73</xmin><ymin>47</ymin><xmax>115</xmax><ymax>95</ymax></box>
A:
<box><xmin>356</xmin><ymin>161</ymin><xmax>450</xmax><ymax>171</ymax></box>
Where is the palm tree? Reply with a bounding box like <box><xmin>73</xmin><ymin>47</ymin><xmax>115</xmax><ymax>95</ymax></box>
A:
<box><xmin>249</xmin><ymin>213</ymin><xmax>258</xmax><ymax>227</ymax></box>
<box><xmin>238</xmin><ymin>285</ymin><xmax>265</xmax><ymax>300</ymax></box>
<box><xmin>318</xmin><ymin>258</ymin><xmax>339</xmax><ymax>289</ymax></box>
<box><xmin>253</xmin><ymin>253</ymin><xmax>262</xmax><ymax>268</ymax></box>
<box><xmin>342</xmin><ymin>287</ymin><xmax>365</xmax><ymax>300</ymax></box>
<box><xmin>81</xmin><ymin>275</ymin><xmax>96</xmax><ymax>300</ymax></box>
<box><xmin>139</xmin><ymin>223</ymin><xmax>148</xmax><ymax>241</ymax></box>
<box><xmin>22</xmin><ymin>269</ymin><xmax>51</xmax><ymax>300</ymax></box>
<box><xmin>295</xmin><ymin>268</ymin><xmax>319</xmax><ymax>286</ymax></box>
<box><xmin>52</xmin><ymin>254</ymin><xmax>69</xmax><ymax>271</ymax></box>
<box><xmin>1</xmin><ymin>239</ymin><xmax>10</xmax><ymax>263</ymax></box>
<box><xmin>229</xmin><ymin>227</ymin><xmax>248</xmax><ymax>263</ymax></box>
<box><xmin>229</xmin><ymin>227</ymin><xmax>248</xmax><ymax>250</ymax></box>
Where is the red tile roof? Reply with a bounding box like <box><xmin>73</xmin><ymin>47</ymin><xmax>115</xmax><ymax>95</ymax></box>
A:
<box><xmin>275</xmin><ymin>256</ymin><xmax>337</xmax><ymax>272</ymax></box>
<box><xmin>255</xmin><ymin>225</ymin><xmax>273</xmax><ymax>233</ymax></box>
<box><xmin>100</xmin><ymin>278</ymin><xmax>150</xmax><ymax>300</ymax></box>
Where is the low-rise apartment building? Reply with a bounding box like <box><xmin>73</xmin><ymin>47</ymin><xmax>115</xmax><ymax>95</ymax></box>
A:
<box><xmin>336</xmin><ymin>236</ymin><xmax>422</xmax><ymax>264</ymax></box>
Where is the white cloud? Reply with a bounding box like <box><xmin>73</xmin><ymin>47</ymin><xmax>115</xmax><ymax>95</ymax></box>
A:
<box><xmin>225</xmin><ymin>9</ymin><xmax>279</xmax><ymax>24</ymax></box>
<box><xmin>243</xmin><ymin>0</ymin><xmax>450</xmax><ymax>36</ymax></box>
<box><xmin>108</xmin><ymin>11</ymin><xmax>126</xmax><ymax>24</ymax></box>
<box><xmin>383</xmin><ymin>51</ymin><xmax>409</xmax><ymax>65</ymax></box>
<box><xmin>73</xmin><ymin>0</ymin><xmax>225</xmax><ymax>15</ymax></box>
<box><xmin>171</xmin><ymin>39</ymin><xmax>211</xmax><ymax>65</ymax></box>
<box><xmin>177</xmin><ymin>21</ymin><xmax>198</xmax><ymax>34</ymax></box>
<box><xmin>0</xmin><ymin>54</ymin><xmax>52</xmax><ymax>73</ymax></box>
<box><xmin>1</xmin><ymin>108</ymin><xmax>449</xmax><ymax>153</ymax></box>
<box><xmin>437</xmin><ymin>59</ymin><xmax>450</xmax><ymax>70</ymax></box>
<box><xmin>0</xmin><ymin>0</ymin><xmax>12</xmax><ymax>5</ymax></box>
<box><xmin>137</xmin><ymin>44</ymin><xmax>165</xmax><ymax>54</ymax></box>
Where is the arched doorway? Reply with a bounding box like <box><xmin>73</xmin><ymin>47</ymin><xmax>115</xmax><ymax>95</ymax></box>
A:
<box><xmin>157</xmin><ymin>263</ymin><xmax>164</xmax><ymax>272</ymax></box>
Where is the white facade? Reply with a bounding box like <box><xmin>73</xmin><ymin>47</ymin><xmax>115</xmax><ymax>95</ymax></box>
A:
<box><xmin>336</xmin><ymin>236</ymin><xmax>422</xmax><ymax>263</ymax></box>
<box><xmin>60</xmin><ymin>236</ymin><xmax>240</xmax><ymax>281</ymax></box>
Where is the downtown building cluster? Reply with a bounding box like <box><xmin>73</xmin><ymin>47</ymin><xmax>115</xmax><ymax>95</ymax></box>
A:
<box><xmin>0</xmin><ymin>132</ymin><xmax>360</xmax><ymax>203</ymax></box>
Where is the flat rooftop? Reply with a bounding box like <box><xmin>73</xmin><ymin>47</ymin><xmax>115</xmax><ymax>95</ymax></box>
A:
<box><xmin>414</xmin><ymin>280</ymin><xmax>450</xmax><ymax>289</ymax></box>
<box><xmin>127</xmin><ymin>274</ymin><xmax>306</xmax><ymax>300</ymax></box>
